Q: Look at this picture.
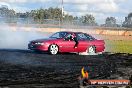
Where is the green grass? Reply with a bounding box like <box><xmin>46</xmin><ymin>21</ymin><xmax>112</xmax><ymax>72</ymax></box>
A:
<box><xmin>105</xmin><ymin>40</ymin><xmax>132</xmax><ymax>54</ymax></box>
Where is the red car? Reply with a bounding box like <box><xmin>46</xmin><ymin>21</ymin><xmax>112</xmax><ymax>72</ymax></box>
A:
<box><xmin>28</xmin><ymin>31</ymin><xmax>105</xmax><ymax>55</ymax></box>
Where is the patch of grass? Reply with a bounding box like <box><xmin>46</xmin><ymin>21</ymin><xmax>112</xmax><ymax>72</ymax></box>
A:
<box><xmin>105</xmin><ymin>40</ymin><xmax>132</xmax><ymax>54</ymax></box>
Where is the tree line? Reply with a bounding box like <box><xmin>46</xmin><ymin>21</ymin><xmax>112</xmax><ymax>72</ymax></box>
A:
<box><xmin>0</xmin><ymin>6</ymin><xmax>132</xmax><ymax>28</ymax></box>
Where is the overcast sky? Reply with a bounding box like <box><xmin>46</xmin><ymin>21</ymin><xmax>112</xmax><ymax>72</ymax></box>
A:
<box><xmin>0</xmin><ymin>0</ymin><xmax>131</xmax><ymax>24</ymax></box>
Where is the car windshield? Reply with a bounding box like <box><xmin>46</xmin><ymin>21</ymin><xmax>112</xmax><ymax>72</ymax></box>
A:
<box><xmin>49</xmin><ymin>32</ymin><xmax>68</xmax><ymax>39</ymax></box>
<box><xmin>84</xmin><ymin>33</ymin><xmax>96</xmax><ymax>40</ymax></box>
<box><xmin>76</xmin><ymin>33</ymin><xmax>96</xmax><ymax>41</ymax></box>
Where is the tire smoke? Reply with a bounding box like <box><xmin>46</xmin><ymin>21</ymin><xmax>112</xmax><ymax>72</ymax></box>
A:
<box><xmin>0</xmin><ymin>24</ymin><xmax>49</xmax><ymax>49</ymax></box>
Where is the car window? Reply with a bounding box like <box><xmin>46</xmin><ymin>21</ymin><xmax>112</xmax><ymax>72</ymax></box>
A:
<box><xmin>50</xmin><ymin>32</ymin><xmax>68</xmax><ymax>38</ymax></box>
<box><xmin>50</xmin><ymin>32</ymin><xmax>60</xmax><ymax>38</ymax></box>
<box><xmin>84</xmin><ymin>34</ymin><xmax>95</xmax><ymax>40</ymax></box>
<box><xmin>64</xmin><ymin>34</ymin><xmax>72</xmax><ymax>40</ymax></box>
<box><xmin>60</xmin><ymin>32</ymin><xmax>68</xmax><ymax>38</ymax></box>
<box><xmin>77</xmin><ymin>33</ymin><xmax>87</xmax><ymax>40</ymax></box>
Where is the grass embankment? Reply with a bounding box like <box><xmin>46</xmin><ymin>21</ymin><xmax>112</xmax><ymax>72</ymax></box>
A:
<box><xmin>105</xmin><ymin>40</ymin><xmax>132</xmax><ymax>54</ymax></box>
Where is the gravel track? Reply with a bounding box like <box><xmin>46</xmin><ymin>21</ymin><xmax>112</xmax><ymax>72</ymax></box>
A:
<box><xmin>0</xmin><ymin>49</ymin><xmax>131</xmax><ymax>88</ymax></box>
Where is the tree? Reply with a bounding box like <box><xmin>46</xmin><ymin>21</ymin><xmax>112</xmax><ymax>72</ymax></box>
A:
<box><xmin>0</xmin><ymin>7</ymin><xmax>16</xmax><ymax>23</ymax></box>
<box><xmin>30</xmin><ymin>7</ymin><xmax>63</xmax><ymax>24</ymax></box>
<box><xmin>33</xmin><ymin>8</ymin><xmax>45</xmax><ymax>23</ymax></box>
<box><xmin>106</xmin><ymin>17</ymin><xmax>116</xmax><ymax>26</ymax></box>
<box><xmin>73</xmin><ymin>16</ymin><xmax>79</xmax><ymax>20</ymax></box>
<box><xmin>63</xmin><ymin>14</ymin><xmax>73</xmax><ymax>22</ymax></box>
<box><xmin>80</xmin><ymin>14</ymin><xmax>97</xmax><ymax>26</ymax></box>
<box><xmin>101</xmin><ymin>17</ymin><xmax>119</xmax><ymax>27</ymax></box>
<box><xmin>122</xmin><ymin>13</ymin><xmax>132</xmax><ymax>28</ymax></box>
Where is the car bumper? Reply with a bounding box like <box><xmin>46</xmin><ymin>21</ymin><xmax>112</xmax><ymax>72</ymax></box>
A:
<box><xmin>96</xmin><ymin>45</ymin><xmax>105</xmax><ymax>52</ymax></box>
<box><xmin>28</xmin><ymin>43</ymin><xmax>49</xmax><ymax>51</ymax></box>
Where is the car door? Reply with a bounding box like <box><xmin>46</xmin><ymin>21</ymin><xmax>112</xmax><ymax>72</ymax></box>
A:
<box><xmin>59</xmin><ymin>34</ymin><xmax>75</xmax><ymax>52</ymax></box>
<box><xmin>75</xmin><ymin>33</ymin><xmax>89</xmax><ymax>52</ymax></box>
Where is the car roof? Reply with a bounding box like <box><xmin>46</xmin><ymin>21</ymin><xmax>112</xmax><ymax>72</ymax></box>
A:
<box><xmin>59</xmin><ymin>31</ymin><xmax>84</xmax><ymax>34</ymax></box>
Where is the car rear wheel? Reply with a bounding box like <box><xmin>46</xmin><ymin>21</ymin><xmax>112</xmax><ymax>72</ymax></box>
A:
<box><xmin>87</xmin><ymin>46</ymin><xmax>96</xmax><ymax>55</ymax></box>
<box><xmin>78</xmin><ymin>46</ymin><xmax>96</xmax><ymax>55</ymax></box>
<box><xmin>49</xmin><ymin>44</ymin><xmax>59</xmax><ymax>55</ymax></box>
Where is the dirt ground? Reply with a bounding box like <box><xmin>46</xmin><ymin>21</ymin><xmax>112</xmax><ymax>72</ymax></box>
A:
<box><xmin>0</xmin><ymin>49</ymin><xmax>131</xmax><ymax>88</ymax></box>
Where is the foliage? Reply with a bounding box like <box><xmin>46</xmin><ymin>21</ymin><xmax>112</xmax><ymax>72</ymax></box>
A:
<box><xmin>122</xmin><ymin>13</ymin><xmax>132</xmax><ymax>28</ymax></box>
<box><xmin>101</xmin><ymin>17</ymin><xmax>120</xmax><ymax>27</ymax></box>
<box><xmin>0</xmin><ymin>7</ymin><xmax>98</xmax><ymax>25</ymax></box>
<box><xmin>0</xmin><ymin>7</ymin><xmax>15</xmax><ymax>17</ymax></box>
<box><xmin>80</xmin><ymin>14</ymin><xmax>98</xmax><ymax>26</ymax></box>
<box><xmin>1</xmin><ymin>6</ymin><xmax>132</xmax><ymax>28</ymax></box>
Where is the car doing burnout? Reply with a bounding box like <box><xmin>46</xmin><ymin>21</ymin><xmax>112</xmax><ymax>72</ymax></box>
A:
<box><xmin>28</xmin><ymin>31</ymin><xmax>105</xmax><ymax>55</ymax></box>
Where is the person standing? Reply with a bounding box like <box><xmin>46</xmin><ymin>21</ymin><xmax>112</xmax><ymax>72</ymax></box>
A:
<box><xmin>70</xmin><ymin>33</ymin><xmax>78</xmax><ymax>48</ymax></box>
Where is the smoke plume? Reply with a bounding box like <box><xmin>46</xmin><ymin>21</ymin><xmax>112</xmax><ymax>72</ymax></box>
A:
<box><xmin>0</xmin><ymin>24</ymin><xmax>49</xmax><ymax>49</ymax></box>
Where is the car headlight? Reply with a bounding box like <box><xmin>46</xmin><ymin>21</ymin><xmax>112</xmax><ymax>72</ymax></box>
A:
<box><xmin>35</xmin><ymin>42</ymin><xmax>44</xmax><ymax>45</ymax></box>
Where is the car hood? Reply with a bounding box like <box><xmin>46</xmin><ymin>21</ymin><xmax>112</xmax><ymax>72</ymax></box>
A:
<box><xmin>31</xmin><ymin>38</ymin><xmax>59</xmax><ymax>42</ymax></box>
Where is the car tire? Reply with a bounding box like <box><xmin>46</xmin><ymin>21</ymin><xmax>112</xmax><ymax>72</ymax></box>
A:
<box><xmin>78</xmin><ymin>46</ymin><xmax>96</xmax><ymax>55</ymax></box>
<box><xmin>49</xmin><ymin>44</ymin><xmax>59</xmax><ymax>55</ymax></box>
<box><xmin>86</xmin><ymin>46</ymin><xmax>96</xmax><ymax>55</ymax></box>
<box><xmin>34</xmin><ymin>50</ymin><xmax>42</xmax><ymax>53</ymax></box>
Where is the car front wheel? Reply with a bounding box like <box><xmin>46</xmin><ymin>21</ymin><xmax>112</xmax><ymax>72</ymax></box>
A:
<box><xmin>49</xmin><ymin>44</ymin><xmax>59</xmax><ymax>55</ymax></box>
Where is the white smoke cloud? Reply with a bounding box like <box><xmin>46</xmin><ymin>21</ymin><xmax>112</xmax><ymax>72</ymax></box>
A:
<box><xmin>0</xmin><ymin>24</ymin><xmax>48</xmax><ymax>49</ymax></box>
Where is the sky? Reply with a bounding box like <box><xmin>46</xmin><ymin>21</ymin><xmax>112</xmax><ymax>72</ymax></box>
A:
<box><xmin>0</xmin><ymin>0</ymin><xmax>132</xmax><ymax>24</ymax></box>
